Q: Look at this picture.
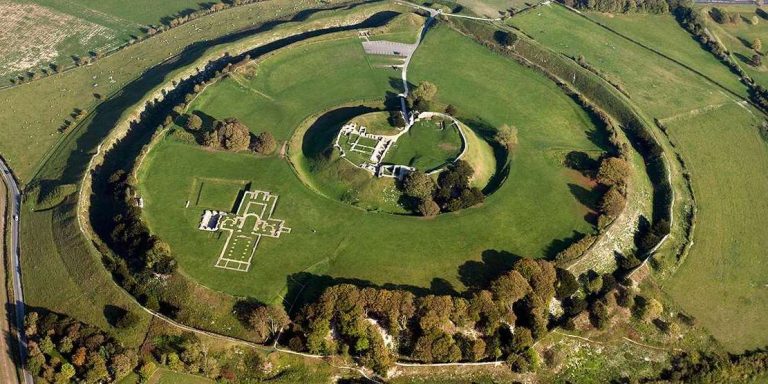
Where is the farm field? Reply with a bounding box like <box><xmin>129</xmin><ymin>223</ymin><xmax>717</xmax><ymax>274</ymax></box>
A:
<box><xmin>137</xmin><ymin>25</ymin><xmax>606</xmax><ymax>303</ymax></box>
<box><xmin>662</xmin><ymin>103</ymin><xmax>768</xmax><ymax>352</ymax></box>
<box><xmin>699</xmin><ymin>5</ymin><xmax>768</xmax><ymax>88</ymax></box>
<box><xmin>510</xmin><ymin>4</ymin><xmax>734</xmax><ymax>118</ymax></box>
<box><xmin>2</xmin><ymin>0</ymin><xmax>214</xmax><ymax>80</ymax></box>
<box><xmin>513</xmin><ymin>3</ymin><xmax>768</xmax><ymax>351</ymax></box>
<box><xmin>586</xmin><ymin>11</ymin><xmax>747</xmax><ymax>97</ymax></box>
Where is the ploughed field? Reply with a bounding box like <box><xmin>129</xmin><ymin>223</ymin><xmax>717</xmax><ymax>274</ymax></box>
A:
<box><xmin>136</xmin><ymin>25</ymin><xmax>607</xmax><ymax>303</ymax></box>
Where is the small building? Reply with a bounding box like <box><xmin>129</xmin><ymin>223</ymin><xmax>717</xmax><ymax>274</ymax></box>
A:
<box><xmin>199</xmin><ymin>210</ymin><xmax>225</xmax><ymax>231</ymax></box>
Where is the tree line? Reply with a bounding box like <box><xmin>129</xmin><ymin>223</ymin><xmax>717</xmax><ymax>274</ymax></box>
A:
<box><xmin>284</xmin><ymin>258</ymin><xmax>577</xmax><ymax>375</ymax></box>
<box><xmin>559</xmin><ymin>0</ymin><xmax>669</xmax><ymax>14</ymax></box>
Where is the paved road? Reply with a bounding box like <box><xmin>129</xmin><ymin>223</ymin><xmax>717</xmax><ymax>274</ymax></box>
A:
<box><xmin>0</xmin><ymin>159</ymin><xmax>31</xmax><ymax>384</ymax></box>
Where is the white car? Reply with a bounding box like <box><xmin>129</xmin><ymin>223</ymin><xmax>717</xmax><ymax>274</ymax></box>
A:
<box><xmin>13</xmin><ymin>214</ymin><xmax>18</xmax><ymax>222</ymax></box>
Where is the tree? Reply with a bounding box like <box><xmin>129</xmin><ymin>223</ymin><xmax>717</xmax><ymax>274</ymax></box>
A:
<box><xmin>248</xmin><ymin>305</ymin><xmax>290</xmax><ymax>343</ymax></box>
<box><xmin>72</xmin><ymin>347</ymin><xmax>87</xmax><ymax>366</ymax></box>
<box><xmin>494</xmin><ymin>124</ymin><xmax>518</xmax><ymax>149</ymax></box>
<box><xmin>490</xmin><ymin>270</ymin><xmax>530</xmax><ymax>315</ymax></box>
<box><xmin>57</xmin><ymin>336</ymin><xmax>73</xmax><ymax>354</ymax></box>
<box><xmin>220</xmin><ymin>119</ymin><xmax>251</xmax><ymax>151</ymax></box>
<box><xmin>39</xmin><ymin>336</ymin><xmax>54</xmax><ymax>354</ymax></box>
<box><xmin>600</xmin><ymin>185</ymin><xmax>626</xmax><ymax>218</ymax></box>
<box><xmin>417</xmin><ymin>199</ymin><xmax>440</xmax><ymax>217</ymax></box>
<box><xmin>495</xmin><ymin>30</ymin><xmax>517</xmax><ymax>47</ymax></box>
<box><xmin>402</xmin><ymin>170</ymin><xmax>436</xmax><ymax>201</ymax></box>
<box><xmin>389</xmin><ymin>110</ymin><xmax>406</xmax><ymax>128</ymax></box>
<box><xmin>639</xmin><ymin>297</ymin><xmax>664</xmax><ymax>322</ymax></box>
<box><xmin>252</xmin><ymin>131</ymin><xmax>277</xmax><ymax>155</ymax></box>
<box><xmin>511</xmin><ymin>327</ymin><xmax>533</xmax><ymax>352</ymax></box>
<box><xmin>596</xmin><ymin>156</ymin><xmax>630</xmax><ymax>186</ymax></box>
<box><xmin>186</xmin><ymin>114</ymin><xmax>203</xmax><ymax>130</ymax></box>
<box><xmin>590</xmin><ymin>300</ymin><xmax>610</xmax><ymax>329</ymax></box>
<box><xmin>24</xmin><ymin>312</ymin><xmax>38</xmax><ymax>337</ymax></box>
<box><xmin>445</xmin><ymin>104</ymin><xmax>458</xmax><ymax>116</ymax></box>
<box><xmin>755</xmin><ymin>38</ymin><xmax>763</xmax><ymax>52</ymax></box>
<box><xmin>752</xmin><ymin>15</ymin><xmax>760</xmax><ymax>25</ymax></box>
<box><xmin>55</xmin><ymin>363</ymin><xmax>75</xmax><ymax>384</ymax></box>
<box><xmin>85</xmin><ymin>352</ymin><xmax>109</xmax><ymax>383</ymax></box>
<box><xmin>110</xmin><ymin>353</ymin><xmax>134</xmax><ymax>379</ymax></box>
<box><xmin>412</xmin><ymin>81</ymin><xmax>438</xmax><ymax>101</ymax></box>
<box><xmin>753</xmin><ymin>53</ymin><xmax>763</xmax><ymax>67</ymax></box>
<box><xmin>554</xmin><ymin>268</ymin><xmax>579</xmax><ymax>299</ymax></box>
<box><xmin>205</xmin><ymin>118</ymin><xmax>251</xmax><ymax>151</ymax></box>
<box><xmin>116</xmin><ymin>310</ymin><xmax>141</xmax><ymax>329</ymax></box>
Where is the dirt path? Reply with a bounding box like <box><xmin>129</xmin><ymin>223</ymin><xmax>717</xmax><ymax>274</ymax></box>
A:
<box><xmin>0</xmin><ymin>176</ymin><xmax>19</xmax><ymax>384</ymax></box>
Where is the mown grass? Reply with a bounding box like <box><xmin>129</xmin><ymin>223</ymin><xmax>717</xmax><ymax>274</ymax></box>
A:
<box><xmin>383</xmin><ymin>118</ymin><xmax>463</xmax><ymax>170</ymax></box>
<box><xmin>137</xmin><ymin>25</ymin><xmax>605</xmax><ymax>303</ymax></box>
<box><xmin>663</xmin><ymin>103</ymin><xmax>768</xmax><ymax>352</ymax></box>
<box><xmin>0</xmin><ymin>0</ymin><xmax>341</xmax><ymax>181</ymax></box>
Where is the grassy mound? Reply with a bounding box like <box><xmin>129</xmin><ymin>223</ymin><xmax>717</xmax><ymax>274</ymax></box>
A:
<box><xmin>349</xmin><ymin>112</ymin><xmax>401</xmax><ymax>136</ymax></box>
<box><xmin>35</xmin><ymin>183</ymin><xmax>77</xmax><ymax>211</ymax></box>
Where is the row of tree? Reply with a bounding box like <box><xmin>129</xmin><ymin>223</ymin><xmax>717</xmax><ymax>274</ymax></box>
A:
<box><xmin>195</xmin><ymin>117</ymin><xmax>277</xmax><ymax>155</ymax></box>
<box><xmin>560</xmin><ymin>0</ymin><xmax>669</xmax><ymax>14</ymax></box>
<box><xmin>286</xmin><ymin>258</ymin><xmax>581</xmax><ymax>375</ymax></box>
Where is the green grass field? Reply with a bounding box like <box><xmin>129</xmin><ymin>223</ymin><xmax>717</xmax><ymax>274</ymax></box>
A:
<box><xmin>510</xmin><ymin>4</ymin><xmax>734</xmax><ymax>118</ymax></box>
<box><xmin>586</xmin><ymin>11</ymin><xmax>747</xmax><ymax>97</ymax></box>
<box><xmin>513</xmin><ymin>3</ymin><xmax>768</xmax><ymax>351</ymax></box>
<box><xmin>662</xmin><ymin>103</ymin><xmax>768</xmax><ymax>352</ymax></box>
<box><xmin>699</xmin><ymin>5</ymin><xmax>768</xmax><ymax>88</ymax></box>
<box><xmin>137</xmin><ymin>25</ymin><xmax>606</xmax><ymax>303</ymax></box>
<box><xmin>349</xmin><ymin>111</ymin><xmax>401</xmax><ymax>135</ymax></box>
<box><xmin>0</xmin><ymin>0</ymin><xmax>353</xmax><ymax>181</ymax></box>
<box><xmin>383</xmin><ymin>118</ymin><xmax>463</xmax><ymax>171</ymax></box>
<box><xmin>148</xmin><ymin>368</ymin><xmax>213</xmax><ymax>384</ymax></box>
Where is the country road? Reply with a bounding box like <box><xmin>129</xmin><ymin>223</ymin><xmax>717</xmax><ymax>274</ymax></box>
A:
<box><xmin>0</xmin><ymin>158</ymin><xmax>32</xmax><ymax>384</ymax></box>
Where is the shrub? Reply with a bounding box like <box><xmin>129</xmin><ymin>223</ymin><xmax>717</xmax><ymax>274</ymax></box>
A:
<box><xmin>115</xmin><ymin>310</ymin><xmax>140</xmax><ymax>329</ymax></box>
<box><xmin>412</xmin><ymin>81</ymin><xmax>438</xmax><ymax>101</ymax></box>
<box><xmin>186</xmin><ymin>114</ymin><xmax>203</xmax><ymax>130</ymax></box>
<box><xmin>252</xmin><ymin>131</ymin><xmax>277</xmax><ymax>155</ymax></box>
<box><xmin>402</xmin><ymin>170</ymin><xmax>436</xmax><ymax>200</ymax></box>
<box><xmin>418</xmin><ymin>199</ymin><xmax>440</xmax><ymax>217</ymax></box>
<box><xmin>554</xmin><ymin>234</ymin><xmax>596</xmax><ymax>265</ymax></box>
<box><xmin>494</xmin><ymin>124</ymin><xmax>518</xmax><ymax>149</ymax></box>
